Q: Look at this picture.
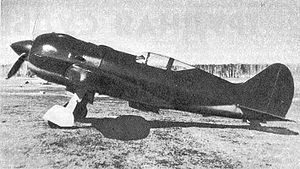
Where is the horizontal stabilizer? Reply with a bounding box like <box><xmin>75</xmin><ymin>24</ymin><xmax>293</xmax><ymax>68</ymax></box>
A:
<box><xmin>237</xmin><ymin>104</ymin><xmax>295</xmax><ymax>122</ymax></box>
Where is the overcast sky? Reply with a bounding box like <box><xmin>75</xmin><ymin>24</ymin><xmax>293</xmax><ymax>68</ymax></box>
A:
<box><xmin>1</xmin><ymin>0</ymin><xmax>299</xmax><ymax>64</ymax></box>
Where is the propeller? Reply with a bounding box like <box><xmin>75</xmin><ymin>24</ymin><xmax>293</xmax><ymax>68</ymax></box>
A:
<box><xmin>7</xmin><ymin>13</ymin><xmax>40</xmax><ymax>79</ymax></box>
<box><xmin>6</xmin><ymin>40</ymin><xmax>33</xmax><ymax>79</ymax></box>
<box><xmin>6</xmin><ymin>53</ymin><xmax>27</xmax><ymax>79</ymax></box>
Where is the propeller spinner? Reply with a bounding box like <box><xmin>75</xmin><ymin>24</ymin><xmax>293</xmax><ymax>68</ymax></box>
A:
<box><xmin>7</xmin><ymin>40</ymin><xmax>33</xmax><ymax>79</ymax></box>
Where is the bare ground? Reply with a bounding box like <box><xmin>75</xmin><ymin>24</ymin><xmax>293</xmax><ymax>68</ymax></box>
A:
<box><xmin>0</xmin><ymin>78</ymin><xmax>299</xmax><ymax>169</ymax></box>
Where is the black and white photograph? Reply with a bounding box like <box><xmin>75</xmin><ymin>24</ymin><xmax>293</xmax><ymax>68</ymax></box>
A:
<box><xmin>1</xmin><ymin>0</ymin><xmax>300</xmax><ymax>168</ymax></box>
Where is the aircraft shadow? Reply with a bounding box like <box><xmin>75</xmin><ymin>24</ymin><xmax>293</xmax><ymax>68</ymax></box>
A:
<box><xmin>78</xmin><ymin>115</ymin><xmax>299</xmax><ymax>141</ymax></box>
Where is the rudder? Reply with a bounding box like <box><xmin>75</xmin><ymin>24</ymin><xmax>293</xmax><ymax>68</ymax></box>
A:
<box><xmin>240</xmin><ymin>63</ymin><xmax>294</xmax><ymax>119</ymax></box>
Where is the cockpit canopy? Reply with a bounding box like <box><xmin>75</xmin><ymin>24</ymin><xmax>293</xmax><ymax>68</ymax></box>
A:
<box><xmin>136</xmin><ymin>52</ymin><xmax>195</xmax><ymax>71</ymax></box>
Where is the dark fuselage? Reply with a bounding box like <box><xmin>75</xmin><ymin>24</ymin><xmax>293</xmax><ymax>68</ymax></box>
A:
<box><xmin>27</xmin><ymin>33</ymin><xmax>241</xmax><ymax>115</ymax></box>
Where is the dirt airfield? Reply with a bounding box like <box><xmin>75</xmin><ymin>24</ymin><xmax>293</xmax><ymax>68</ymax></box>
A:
<box><xmin>0</xmin><ymin>78</ymin><xmax>299</xmax><ymax>169</ymax></box>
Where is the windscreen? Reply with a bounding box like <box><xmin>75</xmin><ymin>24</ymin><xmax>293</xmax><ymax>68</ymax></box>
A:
<box><xmin>171</xmin><ymin>60</ymin><xmax>195</xmax><ymax>71</ymax></box>
<box><xmin>136</xmin><ymin>52</ymin><xmax>195</xmax><ymax>71</ymax></box>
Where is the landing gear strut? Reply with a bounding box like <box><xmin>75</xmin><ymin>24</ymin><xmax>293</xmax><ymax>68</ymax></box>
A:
<box><xmin>63</xmin><ymin>95</ymin><xmax>88</xmax><ymax>121</ymax></box>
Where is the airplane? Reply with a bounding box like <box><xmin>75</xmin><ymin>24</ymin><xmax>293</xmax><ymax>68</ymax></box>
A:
<box><xmin>7</xmin><ymin>32</ymin><xmax>295</xmax><ymax>128</ymax></box>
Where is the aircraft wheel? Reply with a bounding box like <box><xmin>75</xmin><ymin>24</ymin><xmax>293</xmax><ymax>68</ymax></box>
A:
<box><xmin>64</xmin><ymin>101</ymin><xmax>88</xmax><ymax>120</ymax></box>
<box><xmin>73</xmin><ymin>103</ymin><xmax>88</xmax><ymax>120</ymax></box>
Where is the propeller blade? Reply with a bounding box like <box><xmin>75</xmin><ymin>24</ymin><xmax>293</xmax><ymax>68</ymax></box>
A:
<box><xmin>6</xmin><ymin>53</ymin><xmax>27</xmax><ymax>79</ymax></box>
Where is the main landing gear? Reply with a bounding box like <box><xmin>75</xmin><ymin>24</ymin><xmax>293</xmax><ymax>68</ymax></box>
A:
<box><xmin>43</xmin><ymin>93</ymin><xmax>89</xmax><ymax>128</ymax></box>
<box><xmin>64</xmin><ymin>96</ymin><xmax>88</xmax><ymax>120</ymax></box>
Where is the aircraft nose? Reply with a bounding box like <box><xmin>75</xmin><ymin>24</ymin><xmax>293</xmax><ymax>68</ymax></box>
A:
<box><xmin>10</xmin><ymin>40</ymin><xmax>33</xmax><ymax>56</ymax></box>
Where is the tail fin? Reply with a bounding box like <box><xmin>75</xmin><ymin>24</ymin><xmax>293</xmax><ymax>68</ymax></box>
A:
<box><xmin>240</xmin><ymin>63</ymin><xmax>294</xmax><ymax>121</ymax></box>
